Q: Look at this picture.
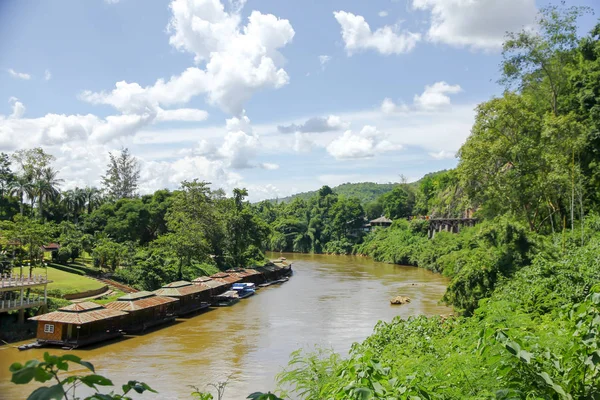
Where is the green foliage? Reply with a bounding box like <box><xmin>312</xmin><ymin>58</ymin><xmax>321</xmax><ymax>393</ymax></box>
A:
<box><xmin>9</xmin><ymin>352</ymin><xmax>155</xmax><ymax>400</ymax></box>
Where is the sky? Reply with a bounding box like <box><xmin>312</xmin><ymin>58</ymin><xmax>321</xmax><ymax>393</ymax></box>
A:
<box><xmin>0</xmin><ymin>0</ymin><xmax>598</xmax><ymax>201</ymax></box>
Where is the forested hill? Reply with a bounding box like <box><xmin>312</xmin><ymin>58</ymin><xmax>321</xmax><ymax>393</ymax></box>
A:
<box><xmin>268</xmin><ymin>182</ymin><xmax>400</xmax><ymax>204</ymax></box>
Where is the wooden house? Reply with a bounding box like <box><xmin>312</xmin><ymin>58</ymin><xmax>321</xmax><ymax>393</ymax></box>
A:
<box><xmin>29</xmin><ymin>302</ymin><xmax>127</xmax><ymax>348</ymax></box>
<box><xmin>192</xmin><ymin>277</ymin><xmax>227</xmax><ymax>300</ymax></box>
<box><xmin>370</xmin><ymin>216</ymin><xmax>393</xmax><ymax>228</ymax></box>
<box><xmin>209</xmin><ymin>272</ymin><xmax>242</xmax><ymax>288</ymax></box>
<box><xmin>153</xmin><ymin>281</ymin><xmax>210</xmax><ymax>316</ymax></box>
<box><xmin>105</xmin><ymin>291</ymin><xmax>179</xmax><ymax>333</ymax></box>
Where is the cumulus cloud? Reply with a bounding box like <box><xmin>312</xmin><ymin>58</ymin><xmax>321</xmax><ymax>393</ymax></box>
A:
<box><xmin>381</xmin><ymin>98</ymin><xmax>408</xmax><ymax>114</ymax></box>
<box><xmin>164</xmin><ymin>0</ymin><xmax>294</xmax><ymax>114</ymax></box>
<box><xmin>333</xmin><ymin>11</ymin><xmax>420</xmax><ymax>55</ymax></box>
<box><xmin>260</xmin><ymin>162</ymin><xmax>279</xmax><ymax>170</ymax></box>
<box><xmin>326</xmin><ymin>125</ymin><xmax>401</xmax><ymax>160</ymax></box>
<box><xmin>412</xmin><ymin>0</ymin><xmax>537</xmax><ymax>51</ymax></box>
<box><xmin>156</xmin><ymin>108</ymin><xmax>209</xmax><ymax>122</ymax></box>
<box><xmin>277</xmin><ymin>115</ymin><xmax>348</xmax><ymax>134</ymax></box>
<box><xmin>8</xmin><ymin>98</ymin><xmax>25</xmax><ymax>119</ymax></box>
<box><xmin>8</xmin><ymin>69</ymin><xmax>31</xmax><ymax>80</ymax></box>
<box><xmin>378</xmin><ymin>11</ymin><xmax>389</xmax><ymax>17</ymax></box>
<box><xmin>413</xmin><ymin>81</ymin><xmax>462</xmax><ymax>110</ymax></box>
<box><xmin>44</xmin><ymin>70</ymin><xmax>52</xmax><ymax>81</ymax></box>
<box><xmin>293</xmin><ymin>132</ymin><xmax>314</xmax><ymax>153</ymax></box>
<box><xmin>217</xmin><ymin>114</ymin><xmax>260</xmax><ymax>169</ymax></box>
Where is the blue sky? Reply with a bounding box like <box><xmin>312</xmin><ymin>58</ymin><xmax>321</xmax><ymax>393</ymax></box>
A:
<box><xmin>1</xmin><ymin>0</ymin><xmax>598</xmax><ymax>200</ymax></box>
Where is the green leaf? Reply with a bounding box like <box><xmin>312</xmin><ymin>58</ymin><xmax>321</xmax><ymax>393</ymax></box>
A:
<box><xmin>505</xmin><ymin>341</ymin><xmax>521</xmax><ymax>356</ymax></box>
<box><xmin>9</xmin><ymin>362</ymin><xmax>23</xmax><ymax>373</ymax></box>
<box><xmin>33</xmin><ymin>367</ymin><xmax>54</xmax><ymax>383</ymax></box>
<box><xmin>354</xmin><ymin>387</ymin><xmax>373</xmax><ymax>400</ymax></box>
<box><xmin>80</xmin><ymin>374</ymin><xmax>114</xmax><ymax>388</ymax></box>
<box><xmin>537</xmin><ymin>371</ymin><xmax>554</xmax><ymax>386</ymax></box>
<box><xmin>26</xmin><ymin>384</ymin><xmax>64</xmax><ymax>400</ymax></box>
<box><xmin>11</xmin><ymin>362</ymin><xmax>39</xmax><ymax>384</ymax></box>
<box><xmin>518</xmin><ymin>350</ymin><xmax>532</xmax><ymax>363</ymax></box>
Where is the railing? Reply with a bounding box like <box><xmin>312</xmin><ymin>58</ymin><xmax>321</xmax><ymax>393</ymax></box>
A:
<box><xmin>0</xmin><ymin>273</ymin><xmax>49</xmax><ymax>290</ymax></box>
<box><xmin>0</xmin><ymin>295</ymin><xmax>45</xmax><ymax>312</ymax></box>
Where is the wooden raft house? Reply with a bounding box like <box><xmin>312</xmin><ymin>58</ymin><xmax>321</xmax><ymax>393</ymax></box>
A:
<box><xmin>105</xmin><ymin>291</ymin><xmax>179</xmax><ymax>334</ymax></box>
<box><xmin>210</xmin><ymin>272</ymin><xmax>242</xmax><ymax>288</ymax></box>
<box><xmin>153</xmin><ymin>281</ymin><xmax>210</xmax><ymax>316</ymax></box>
<box><xmin>29</xmin><ymin>302</ymin><xmax>127</xmax><ymax>348</ymax></box>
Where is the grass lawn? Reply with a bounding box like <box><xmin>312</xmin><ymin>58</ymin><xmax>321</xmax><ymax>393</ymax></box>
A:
<box><xmin>12</xmin><ymin>266</ymin><xmax>104</xmax><ymax>294</ymax></box>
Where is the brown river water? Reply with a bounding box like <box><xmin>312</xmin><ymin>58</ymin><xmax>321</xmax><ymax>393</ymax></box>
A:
<box><xmin>0</xmin><ymin>253</ymin><xmax>450</xmax><ymax>400</ymax></box>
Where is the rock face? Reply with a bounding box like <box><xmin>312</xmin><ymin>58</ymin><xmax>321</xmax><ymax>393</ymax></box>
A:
<box><xmin>390</xmin><ymin>296</ymin><xmax>411</xmax><ymax>305</ymax></box>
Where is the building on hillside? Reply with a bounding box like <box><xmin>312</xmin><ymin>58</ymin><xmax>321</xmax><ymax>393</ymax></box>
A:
<box><xmin>369</xmin><ymin>216</ymin><xmax>393</xmax><ymax>228</ymax></box>
<box><xmin>153</xmin><ymin>281</ymin><xmax>210</xmax><ymax>316</ymax></box>
<box><xmin>1</xmin><ymin>273</ymin><xmax>51</xmax><ymax>323</ymax></box>
<box><xmin>29</xmin><ymin>302</ymin><xmax>127</xmax><ymax>348</ymax></box>
<box><xmin>105</xmin><ymin>291</ymin><xmax>179</xmax><ymax>334</ymax></box>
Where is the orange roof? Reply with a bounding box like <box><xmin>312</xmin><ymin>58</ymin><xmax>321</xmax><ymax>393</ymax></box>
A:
<box><xmin>105</xmin><ymin>291</ymin><xmax>178</xmax><ymax>312</ymax></box>
<box><xmin>30</xmin><ymin>302</ymin><xmax>127</xmax><ymax>325</ymax></box>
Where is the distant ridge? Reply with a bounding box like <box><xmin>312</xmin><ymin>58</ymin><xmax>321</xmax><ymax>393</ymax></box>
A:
<box><xmin>266</xmin><ymin>182</ymin><xmax>400</xmax><ymax>204</ymax></box>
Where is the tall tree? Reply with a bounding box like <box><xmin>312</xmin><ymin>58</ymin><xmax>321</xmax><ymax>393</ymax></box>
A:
<box><xmin>102</xmin><ymin>148</ymin><xmax>140</xmax><ymax>200</ymax></box>
<box><xmin>8</xmin><ymin>174</ymin><xmax>33</xmax><ymax>215</ymax></box>
<box><xmin>35</xmin><ymin>167</ymin><xmax>63</xmax><ymax>220</ymax></box>
<box><xmin>0</xmin><ymin>152</ymin><xmax>14</xmax><ymax>197</ymax></box>
<box><xmin>83</xmin><ymin>186</ymin><xmax>102</xmax><ymax>214</ymax></box>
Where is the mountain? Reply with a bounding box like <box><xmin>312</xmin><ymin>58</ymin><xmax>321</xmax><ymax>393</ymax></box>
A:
<box><xmin>267</xmin><ymin>182</ymin><xmax>400</xmax><ymax>204</ymax></box>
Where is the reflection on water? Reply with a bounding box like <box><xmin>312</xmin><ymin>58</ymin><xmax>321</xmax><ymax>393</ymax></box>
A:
<box><xmin>0</xmin><ymin>253</ymin><xmax>450</xmax><ymax>399</ymax></box>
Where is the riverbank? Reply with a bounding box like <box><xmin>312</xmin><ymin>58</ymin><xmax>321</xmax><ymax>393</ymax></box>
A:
<box><xmin>0</xmin><ymin>253</ymin><xmax>450</xmax><ymax>399</ymax></box>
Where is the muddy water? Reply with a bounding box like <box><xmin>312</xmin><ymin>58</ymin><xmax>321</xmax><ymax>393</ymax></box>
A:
<box><xmin>0</xmin><ymin>253</ymin><xmax>450</xmax><ymax>399</ymax></box>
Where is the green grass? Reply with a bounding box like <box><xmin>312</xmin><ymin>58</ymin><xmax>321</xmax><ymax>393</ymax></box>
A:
<box><xmin>12</xmin><ymin>266</ymin><xmax>104</xmax><ymax>295</ymax></box>
<box><xmin>95</xmin><ymin>291</ymin><xmax>125</xmax><ymax>305</ymax></box>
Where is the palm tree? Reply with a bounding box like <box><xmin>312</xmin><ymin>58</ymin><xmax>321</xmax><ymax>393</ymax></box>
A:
<box><xmin>7</xmin><ymin>173</ymin><xmax>33</xmax><ymax>215</ymax></box>
<box><xmin>62</xmin><ymin>188</ymin><xmax>86</xmax><ymax>223</ymax></box>
<box><xmin>84</xmin><ymin>187</ymin><xmax>102</xmax><ymax>214</ymax></box>
<box><xmin>35</xmin><ymin>167</ymin><xmax>63</xmax><ymax>220</ymax></box>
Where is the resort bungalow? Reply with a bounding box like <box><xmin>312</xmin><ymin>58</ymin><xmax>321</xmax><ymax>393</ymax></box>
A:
<box><xmin>105</xmin><ymin>291</ymin><xmax>179</xmax><ymax>334</ymax></box>
<box><xmin>153</xmin><ymin>281</ymin><xmax>210</xmax><ymax>316</ymax></box>
<box><xmin>369</xmin><ymin>216</ymin><xmax>393</xmax><ymax>228</ymax></box>
<box><xmin>29</xmin><ymin>301</ymin><xmax>127</xmax><ymax>348</ymax></box>
<box><xmin>227</xmin><ymin>268</ymin><xmax>263</xmax><ymax>285</ymax></box>
<box><xmin>209</xmin><ymin>272</ymin><xmax>242</xmax><ymax>288</ymax></box>
<box><xmin>192</xmin><ymin>276</ymin><xmax>228</xmax><ymax>300</ymax></box>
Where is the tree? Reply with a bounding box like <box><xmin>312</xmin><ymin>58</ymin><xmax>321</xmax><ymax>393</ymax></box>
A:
<box><xmin>7</xmin><ymin>173</ymin><xmax>33</xmax><ymax>216</ymax></box>
<box><xmin>380</xmin><ymin>186</ymin><xmax>415</xmax><ymax>219</ymax></box>
<box><xmin>0</xmin><ymin>152</ymin><xmax>14</xmax><ymax>197</ymax></box>
<box><xmin>102</xmin><ymin>148</ymin><xmax>140</xmax><ymax>200</ymax></box>
<box><xmin>83</xmin><ymin>186</ymin><xmax>102</xmax><ymax>214</ymax></box>
<box><xmin>35</xmin><ymin>167</ymin><xmax>63</xmax><ymax>220</ymax></box>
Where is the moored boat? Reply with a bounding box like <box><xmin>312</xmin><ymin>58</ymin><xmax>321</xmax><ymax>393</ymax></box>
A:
<box><xmin>212</xmin><ymin>290</ymin><xmax>240</xmax><ymax>307</ymax></box>
<box><xmin>232</xmin><ymin>282</ymin><xmax>256</xmax><ymax>299</ymax></box>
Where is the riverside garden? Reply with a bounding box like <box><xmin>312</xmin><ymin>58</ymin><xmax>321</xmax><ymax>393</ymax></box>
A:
<box><xmin>4</xmin><ymin>6</ymin><xmax>600</xmax><ymax>400</ymax></box>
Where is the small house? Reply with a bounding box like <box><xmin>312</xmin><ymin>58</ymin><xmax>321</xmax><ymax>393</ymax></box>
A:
<box><xmin>153</xmin><ymin>281</ymin><xmax>210</xmax><ymax>316</ymax></box>
<box><xmin>192</xmin><ymin>276</ymin><xmax>228</xmax><ymax>299</ymax></box>
<box><xmin>370</xmin><ymin>216</ymin><xmax>393</xmax><ymax>228</ymax></box>
<box><xmin>105</xmin><ymin>291</ymin><xmax>179</xmax><ymax>333</ymax></box>
<box><xmin>29</xmin><ymin>301</ymin><xmax>127</xmax><ymax>348</ymax></box>
<box><xmin>209</xmin><ymin>272</ymin><xmax>242</xmax><ymax>288</ymax></box>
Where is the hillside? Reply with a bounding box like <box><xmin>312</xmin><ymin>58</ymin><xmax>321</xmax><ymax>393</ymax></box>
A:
<box><xmin>269</xmin><ymin>182</ymin><xmax>400</xmax><ymax>204</ymax></box>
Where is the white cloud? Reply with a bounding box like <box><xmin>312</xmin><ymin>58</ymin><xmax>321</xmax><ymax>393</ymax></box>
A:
<box><xmin>44</xmin><ymin>70</ymin><xmax>52</xmax><ymax>81</ymax></box>
<box><xmin>429</xmin><ymin>150</ymin><xmax>455</xmax><ymax>160</ymax></box>
<box><xmin>260</xmin><ymin>162</ymin><xmax>279</xmax><ymax>170</ymax></box>
<box><xmin>378</xmin><ymin>11</ymin><xmax>389</xmax><ymax>17</ymax></box>
<box><xmin>8</xmin><ymin>98</ymin><xmax>25</xmax><ymax>119</ymax></box>
<box><xmin>326</xmin><ymin>125</ymin><xmax>401</xmax><ymax>160</ymax></box>
<box><xmin>333</xmin><ymin>11</ymin><xmax>421</xmax><ymax>55</ymax></box>
<box><xmin>8</xmin><ymin>69</ymin><xmax>31</xmax><ymax>80</ymax></box>
<box><xmin>293</xmin><ymin>132</ymin><xmax>314</xmax><ymax>152</ymax></box>
<box><xmin>217</xmin><ymin>114</ymin><xmax>259</xmax><ymax>169</ymax></box>
<box><xmin>319</xmin><ymin>55</ymin><xmax>332</xmax><ymax>70</ymax></box>
<box><xmin>163</xmin><ymin>0</ymin><xmax>295</xmax><ymax>114</ymax></box>
<box><xmin>381</xmin><ymin>98</ymin><xmax>408</xmax><ymax>114</ymax></box>
<box><xmin>278</xmin><ymin>115</ymin><xmax>348</xmax><ymax>133</ymax></box>
<box><xmin>412</xmin><ymin>0</ymin><xmax>537</xmax><ymax>51</ymax></box>
<box><xmin>156</xmin><ymin>108</ymin><xmax>209</xmax><ymax>122</ymax></box>
<box><xmin>413</xmin><ymin>81</ymin><xmax>462</xmax><ymax>110</ymax></box>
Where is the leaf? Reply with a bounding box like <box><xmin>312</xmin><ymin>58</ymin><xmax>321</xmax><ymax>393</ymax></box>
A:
<box><xmin>61</xmin><ymin>354</ymin><xmax>96</xmax><ymax>373</ymax></box>
<box><xmin>354</xmin><ymin>387</ymin><xmax>373</xmax><ymax>400</ymax></box>
<box><xmin>518</xmin><ymin>350</ymin><xmax>532</xmax><ymax>363</ymax></box>
<box><xmin>505</xmin><ymin>341</ymin><xmax>521</xmax><ymax>356</ymax></box>
<box><xmin>33</xmin><ymin>367</ymin><xmax>54</xmax><ymax>383</ymax></box>
<box><xmin>80</xmin><ymin>374</ymin><xmax>114</xmax><ymax>388</ymax></box>
<box><xmin>372</xmin><ymin>381</ymin><xmax>385</xmax><ymax>396</ymax></box>
<box><xmin>537</xmin><ymin>371</ymin><xmax>554</xmax><ymax>386</ymax></box>
<box><xmin>26</xmin><ymin>385</ymin><xmax>64</xmax><ymax>400</ymax></box>
<box><xmin>9</xmin><ymin>362</ymin><xmax>23</xmax><ymax>373</ymax></box>
<box><xmin>11</xmin><ymin>361</ymin><xmax>39</xmax><ymax>384</ymax></box>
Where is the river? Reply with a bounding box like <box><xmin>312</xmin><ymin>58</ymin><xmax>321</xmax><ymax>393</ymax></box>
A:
<box><xmin>0</xmin><ymin>253</ymin><xmax>450</xmax><ymax>399</ymax></box>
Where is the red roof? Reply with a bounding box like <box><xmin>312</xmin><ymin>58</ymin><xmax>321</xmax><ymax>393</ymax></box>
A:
<box><xmin>29</xmin><ymin>301</ymin><xmax>127</xmax><ymax>325</ymax></box>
